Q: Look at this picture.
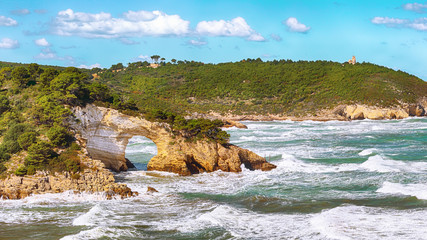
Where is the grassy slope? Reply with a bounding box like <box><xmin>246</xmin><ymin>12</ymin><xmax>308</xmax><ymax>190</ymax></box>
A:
<box><xmin>98</xmin><ymin>60</ymin><xmax>427</xmax><ymax>116</ymax></box>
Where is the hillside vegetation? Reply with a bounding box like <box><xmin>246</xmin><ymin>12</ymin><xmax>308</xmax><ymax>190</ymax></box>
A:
<box><xmin>0</xmin><ymin>62</ymin><xmax>228</xmax><ymax>177</ymax></box>
<box><xmin>97</xmin><ymin>59</ymin><xmax>427</xmax><ymax>116</ymax></box>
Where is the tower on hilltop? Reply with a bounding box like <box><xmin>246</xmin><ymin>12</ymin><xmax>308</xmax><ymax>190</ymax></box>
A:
<box><xmin>348</xmin><ymin>56</ymin><xmax>356</xmax><ymax>65</ymax></box>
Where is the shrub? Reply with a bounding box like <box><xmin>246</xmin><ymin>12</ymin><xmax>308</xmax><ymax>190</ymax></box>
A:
<box><xmin>17</xmin><ymin>132</ymin><xmax>38</xmax><ymax>150</ymax></box>
<box><xmin>26</xmin><ymin>165</ymin><xmax>36</xmax><ymax>175</ymax></box>
<box><xmin>0</xmin><ymin>163</ymin><xmax>6</xmax><ymax>174</ymax></box>
<box><xmin>25</xmin><ymin>141</ymin><xmax>56</xmax><ymax>167</ymax></box>
<box><xmin>0</xmin><ymin>94</ymin><xmax>9</xmax><ymax>115</ymax></box>
<box><xmin>47</xmin><ymin>125</ymin><xmax>72</xmax><ymax>147</ymax></box>
<box><xmin>15</xmin><ymin>165</ymin><xmax>27</xmax><ymax>176</ymax></box>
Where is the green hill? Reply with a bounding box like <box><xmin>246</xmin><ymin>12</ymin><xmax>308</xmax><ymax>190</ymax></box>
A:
<box><xmin>97</xmin><ymin>59</ymin><xmax>427</xmax><ymax>116</ymax></box>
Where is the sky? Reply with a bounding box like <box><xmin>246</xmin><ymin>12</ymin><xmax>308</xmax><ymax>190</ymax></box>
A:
<box><xmin>0</xmin><ymin>0</ymin><xmax>426</xmax><ymax>80</ymax></box>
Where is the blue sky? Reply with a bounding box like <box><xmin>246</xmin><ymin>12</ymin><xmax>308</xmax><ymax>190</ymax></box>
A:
<box><xmin>0</xmin><ymin>0</ymin><xmax>426</xmax><ymax>80</ymax></box>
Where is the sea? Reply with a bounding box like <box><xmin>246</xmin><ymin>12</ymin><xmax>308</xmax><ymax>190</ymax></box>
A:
<box><xmin>1</xmin><ymin>118</ymin><xmax>426</xmax><ymax>240</ymax></box>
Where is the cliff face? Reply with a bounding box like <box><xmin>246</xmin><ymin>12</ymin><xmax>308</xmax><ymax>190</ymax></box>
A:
<box><xmin>0</xmin><ymin>156</ymin><xmax>134</xmax><ymax>200</ymax></box>
<box><xmin>71</xmin><ymin>104</ymin><xmax>276</xmax><ymax>175</ymax></box>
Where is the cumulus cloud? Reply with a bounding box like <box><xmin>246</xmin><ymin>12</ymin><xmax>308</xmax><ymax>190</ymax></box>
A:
<box><xmin>284</xmin><ymin>17</ymin><xmax>311</xmax><ymax>33</ymax></box>
<box><xmin>34</xmin><ymin>38</ymin><xmax>50</xmax><ymax>47</ymax></box>
<box><xmin>188</xmin><ymin>39</ymin><xmax>208</xmax><ymax>46</ymax></box>
<box><xmin>51</xmin><ymin>9</ymin><xmax>190</xmax><ymax>38</ymax></box>
<box><xmin>270</xmin><ymin>33</ymin><xmax>282</xmax><ymax>42</ymax></box>
<box><xmin>11</xmin><ymin>9</ymin><xmax>30</xmax><ymax>16</ymax></box>
<box><xmin>403</xmin><ymin>3</ymin><xmax>427</xmax><ymax>13</ymax></box>
<box><xmin>372</xmin><ymin>16</ymin><xmax>427</xmax><ymax>31</ymax></box>
<box><xmin>195</xmin><ymin>17</ymin><xmax>265</xmax><ymax>41</ymax></box>
<box><xmin>79</xmin><ymin>63</ymin><xmax>102</xmax><ymax>69</ymax></box>
<box><xmin>0</xmin><ymin>16</ymin><xmax>18</xmax><ymax>26</ymax></box>
<box><xmin>0</xmin><ymin>38</ymin><xmax>19</xmax><ymax>49</ymax></box>
<box><xmin>132</xmin><ymin>54</ymin><xmax>151</xmax><ymax>62</ymax></box>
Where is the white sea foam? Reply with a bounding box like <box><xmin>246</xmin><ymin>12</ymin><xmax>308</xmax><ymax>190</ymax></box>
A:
<box><xmin>60</xmin><ymin>226</ymin><xmax>136</xmax><ymax>240</ymax></box>
<box><xmin>72</xmin><ymin>204</ymin><xmax>110</xmax><ymax>226</ymax></box>
<box><xmin>359</xmin><ymin>155</ymin><xmax>427</xmax><ymax>173</ymax></box>
<box><xmin>155</xmin><ymin>204</ymin><xmax>320</xmax><ymax>239</ymax></box>
<box><xmin>358</xmin><ymin>148</ymin><xmax>377</xmax><ymax>156</ymax></box>
<box><xmin>311</xmin><ymin>205</ymin><xmax>427</xmax><ymax>240</ymax></box>
<box><xmin>377</xmin><ymin>181</ymin><xmax>427</xmax><ymax>200</ymax></box>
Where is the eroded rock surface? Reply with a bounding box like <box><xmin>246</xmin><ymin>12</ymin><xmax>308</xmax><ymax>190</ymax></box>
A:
<box><xmin>71</xmin><ymin>104</ymin><xmax>276</xmax><ymax>175</ymax></box>
<box><xmin>0</xmin><ymin>158</ymin><xmax>135</xmax><ymax>200</ymax></box>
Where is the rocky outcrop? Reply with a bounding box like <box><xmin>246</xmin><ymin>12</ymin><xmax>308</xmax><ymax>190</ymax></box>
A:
<box><xmin>332</xmin><ymin>103</ymin><xmax>426</xmax><ymax>120</ymax></box>
<box><xmin>71</xmin><ymin>104</ymin><xmax>276</xmax><ymax>175</ymax></box>
<box><xmin>0</xmin><ymin>158</ymin><xmax>135</xmax><ymax>200</ymax></box>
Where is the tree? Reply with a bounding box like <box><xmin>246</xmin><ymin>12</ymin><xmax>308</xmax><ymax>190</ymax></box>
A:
<box><xmin>39</xmin><ymin>68</ymin><xmax>59</xmax><ymax>87</ymax></box>
<box><xmin>18</xmin><ymin>132</ymin><xmax>38</xmax><ymax>150</ymax></box>
<box><xmin>171</xmin><ymin>59</ymin><xmax>177</xmax><ymax>64</ymax></box>
<box><xmin>11</xmin><ymin>66</ymin><xmax>30</xmax><ymax>88</ymax></box>
<box><xmin>47</xmin><ymin>125</ymin><xmax>72</xmax><ymax>147</ymax></box>
<box><xmin>25</xmin><ymin>141</ymin><xmax>55</xmax><ymax>167</ymax></box>
<box><xmin>151</xmin><ymin>55</ymin><xmax>160</xmax><ymax>64</ymax></box>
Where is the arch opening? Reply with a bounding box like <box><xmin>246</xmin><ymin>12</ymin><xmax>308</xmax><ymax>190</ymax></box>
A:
<box><xmin>125</xmin><ymin>136</ymin><xmax>158</xmax><ymax>171</ymax></box>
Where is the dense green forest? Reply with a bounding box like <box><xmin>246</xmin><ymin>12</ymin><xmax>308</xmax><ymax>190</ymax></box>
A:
<box><xmin>0</xmin><ymin>62</ymin><xmax>228</xmax><ymax>177</ymax></box>
<box><xmin>96</xmin><ymin>59</ymin><xmax>427</xmax><ymax>116</ymax></box>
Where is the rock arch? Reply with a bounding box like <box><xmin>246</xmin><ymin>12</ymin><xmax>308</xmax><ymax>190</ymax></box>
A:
<box><xmin>71</xmin><ymin>104</ymin><xmax>276</xmax><ymax>175</ymax></box>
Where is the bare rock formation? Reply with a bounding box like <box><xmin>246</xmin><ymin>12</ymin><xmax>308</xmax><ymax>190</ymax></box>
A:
<box><xmin>0</xmin><ymin>158</ymin><xmax>135</xmax><ymax>200</ymax></box>
<box><xmin>71</xmin><ymin>104</ymin><xmax>276</xmax><ymax>175</ymax></box>
<box><xmin>332</xmin><ymin>102</ymin><xmax>426</xmax><ymax>120</ymax></box>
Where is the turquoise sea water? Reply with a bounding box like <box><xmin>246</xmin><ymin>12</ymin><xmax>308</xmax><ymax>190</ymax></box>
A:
<box><xmin>1</xmin><ymin>118</ymin><xmax>426</xmax><ymax>239</ymax></box>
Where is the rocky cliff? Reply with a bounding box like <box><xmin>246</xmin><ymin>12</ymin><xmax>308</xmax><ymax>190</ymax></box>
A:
<box><xmin>0</xmin><ymin>155</ymin><xmax>134</xmax><ymax>200</ymax></box>
<box><xmin>71</xmin><ymin>104</ymin><xmax>276</xmax><ymax>175</ymax></box>
<box><xmin>0</xmin><ymin>104</ymin><xmax>275</xmax><ymax>199</ymax></box>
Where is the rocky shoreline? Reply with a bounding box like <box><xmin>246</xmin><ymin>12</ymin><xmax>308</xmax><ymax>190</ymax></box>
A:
<box><xmin>0</xmin><ymin>154</ymin><xmax>136</xmax><ymax>200</ymax></box>
<box><xmin>209</xmin><ymin>101</ymin><xmax>427</xmax><ymax>124</ymax></box>
<box><xmin>1</xmin><ymin>100</ymin><xmax>425</xmax><ymax>200</ymax></box>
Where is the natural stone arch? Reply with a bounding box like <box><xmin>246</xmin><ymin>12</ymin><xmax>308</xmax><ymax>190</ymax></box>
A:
<box><xmin>71</xmin><ymin>104</ymin><xmax>276</xmax><ymax>175</ymax></box>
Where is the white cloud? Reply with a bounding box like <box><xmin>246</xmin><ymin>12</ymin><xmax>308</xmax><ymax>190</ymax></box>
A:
<box><xmin>52</xmin><ymin>9</ymin><xmax>190</xmax><ymax>38</ymax></box>
<box><xmin>371</xmin><ymin>17</ymin><xmax>409</xmax><ymax>26</ymax></box>
<box><xmin>133</xmin><ymin>54</ymin><xmax>151</xmax><ymax>62</ymax></box>
<box><xmin>34</xmin><ymin>47</ymin><xmax>77</xmax><ymax>66</ymax></box>
<box><xmin>195</xmin><ymin>17</ymin><xmax>265</xmax><ymax>41</ymax></box>
<box><xmin>270</xmin><ymin>33</ymin><xmax>282</xmax><ymax>42</ymax></box>
<box><xmin>0</xmin><ymin>38</ymin><xmax>19</xmax><ymax>49</ymax></box>
<box><xmin>34</xmin><ymin>38</ymin><xmax>50</xmax><ymax>47</ymax></box>
<box><xmin>0</xmin><ymin>16</ymin><xmax>18</xmax><ymax>26</ymax></box>
<box><xmin>188</xmin><ymin>39</ymin><xmax>208</xmax><ymax>46</ymax></box>
<box><xmin>11</xmin><ymin>9</ymin><xmax>30</xmax><ymax>16</ymax></box>
<box><xmin>79</xmin><ymin>63</ymin><xmax>102</xmax><ymax>69</ymax></box>
<box><xmin>34</xmin><ymin>47</ymin><xmax>57</xmax><ymax>59</ymax></box>
<box><xmin>403</xmin><ymin>3</ymin><xmax>427</xmax><ymax>13</ymax></box>
<box><xmin>372</xmin><ymin>16</ymin><xmax>427</xmax><ymax>31</ymax></box>
<box><xmin>284</xmin><ymin>17</ymin><xmax>311</xmax><ymax>33</ymax></box>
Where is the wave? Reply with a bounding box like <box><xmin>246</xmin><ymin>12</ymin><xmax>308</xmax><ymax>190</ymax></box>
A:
<box><xmin>311</xmin><ymin>205</ymin><xmax>427</xmax><ymax>240</ymax></box>
<box><xmin>60</xmin><ymin>226</ymin><xmax>136</xmax><ymax>240</ymax></box>
<box><xmin>377</xmin><ymin>182</ymin><xmax>427</xmax><ymax>200</ymax></box>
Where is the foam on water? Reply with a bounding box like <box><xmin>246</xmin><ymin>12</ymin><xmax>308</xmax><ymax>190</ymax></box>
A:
<box><xmin>153</xmin><ymin>204</ymin><xmax>321</xmax><ymax>239</ymax></box>
<box><xmin>359</xmin><ymin>155</ymin><xmax>427</xmax><ymax>173</ymax></box>
<box><xmin>311</xmin><ymin>205</ymin><xmax>427</xmax><ymax>240</ymax></box>
<box><xmin>358</xmin><ymin>148</ymin><xmax>378</xmax><ymax>156</ymax></box>
<box><xmin>377</xmin><ymin>181</ymin><xmax>427</xmax><ymax>200</ymax></box>
<box><xmin>60</xmin><ymin>226</ymin><xmax>136</xmax><ymax>240</ymax></box>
